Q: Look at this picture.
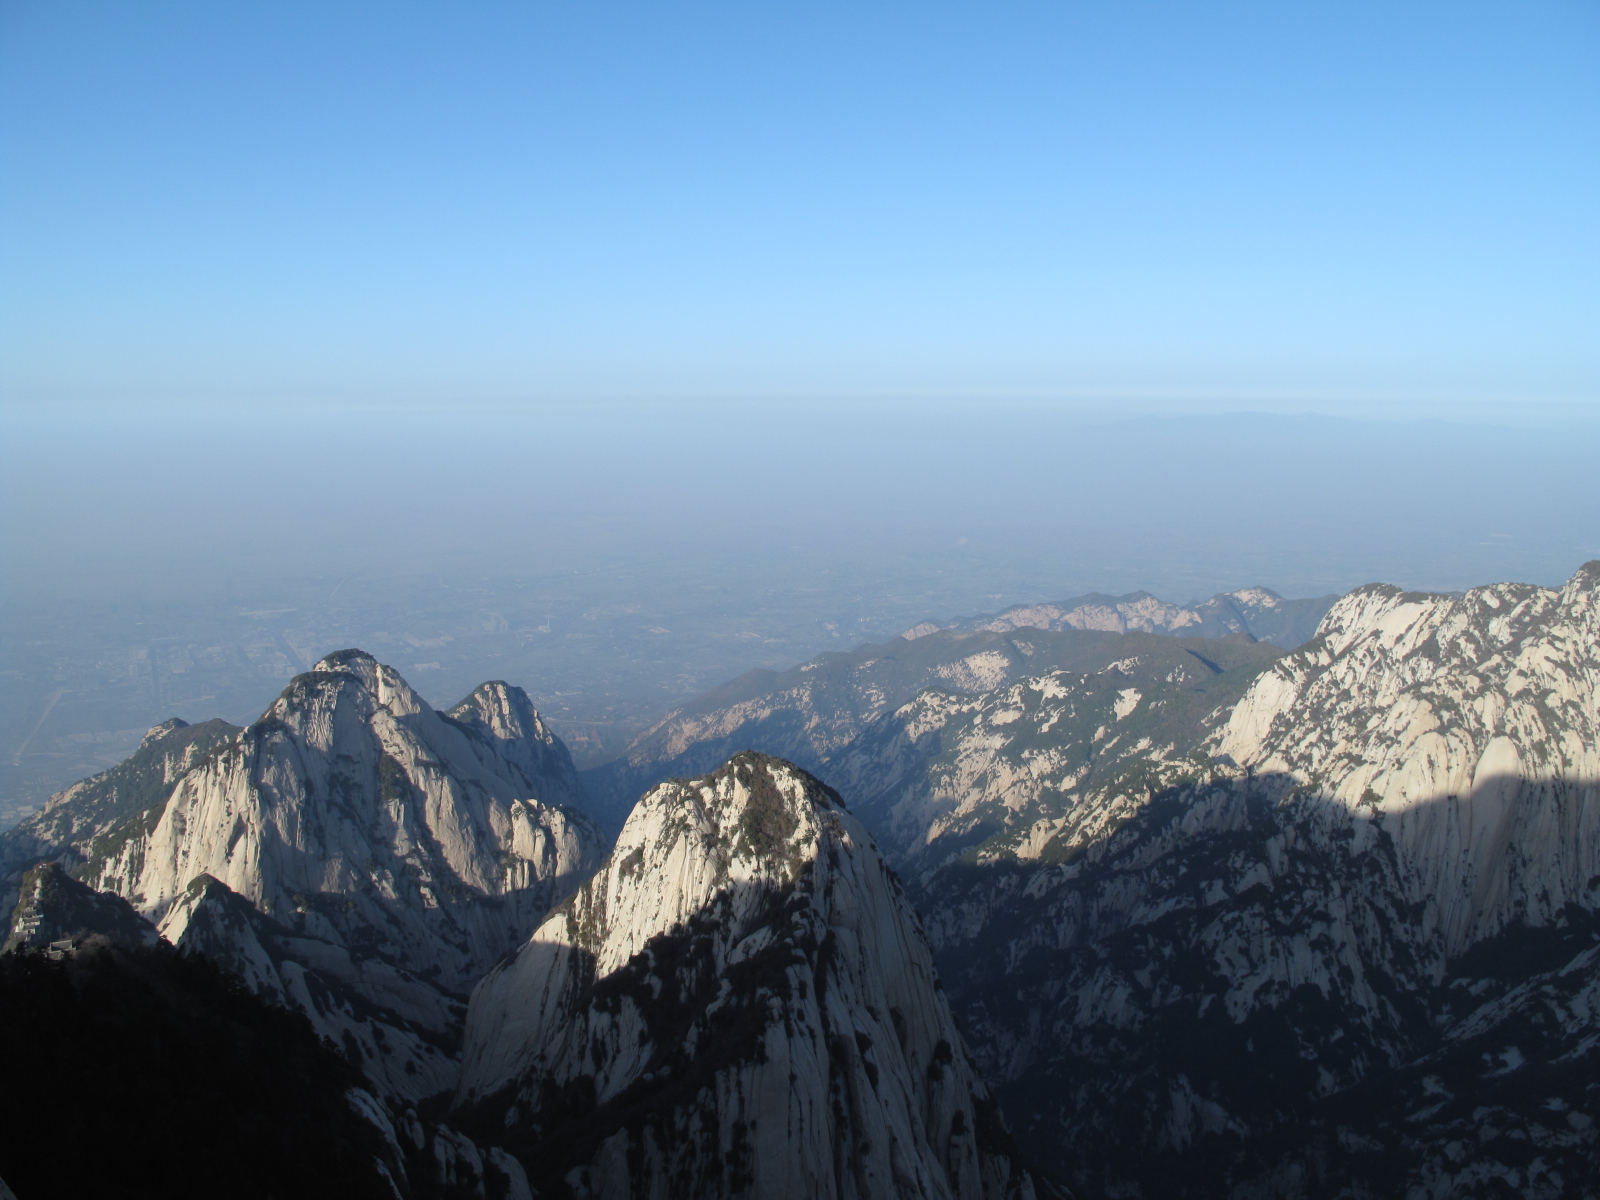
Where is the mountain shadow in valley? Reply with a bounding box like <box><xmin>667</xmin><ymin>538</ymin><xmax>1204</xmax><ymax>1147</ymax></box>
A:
<box><xmin>0</xmin><ymin>938</ymin><xmax>394</xmax><ymax>1200</ymax></box>
<box><xmin>907</xmin><ymin>772</ymin><xmax>1600</xmax><ymax>1199</ymax></box>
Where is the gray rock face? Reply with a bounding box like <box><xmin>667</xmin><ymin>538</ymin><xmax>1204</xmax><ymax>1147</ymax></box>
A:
<box><xmin>2</xmin><ymin>650</ymin><xmax>600</xmax><ymax>1101</ymax></box>
<box><xmin>582</xmin><ymin>625</ymin><xmax>1281</xmax><ymax>834</ymax></box>
<box><xmin>1216</xmin><ymin>563</ymin><xmax>1600</xmax><ymax>953</ymax></box>
<box><xmin>0</xmin><ymin>716</ymin><xmax>240</xmax><ymax>913</ymax></box>
<box><xmin>3</xmin><ymin>860</ymin><xmax>157</xmax><ymax>952</ymax></box>
<box><xmin>948</xmin><ymin>587</ymin><xmax>1337</xmax><ymax>649</ymax></box>
<box><xmin>889</xmin><ymin>563</ymin><xmax>1600</xmax><ymax>1195</ymax></box>
<box><xmin>456</xmin><ymin>752</ymin><xmax>1046</xmax><ymax>1200</ymax></box>
<box><xmin>126</xmin><ymin>651</ymin><xmax>597</xmax><ymax>987</ymax></box>
<box><xmin>831</xmin><ymin>636</ymin><xmax>1279</xmax><ymax>881</ymax></box>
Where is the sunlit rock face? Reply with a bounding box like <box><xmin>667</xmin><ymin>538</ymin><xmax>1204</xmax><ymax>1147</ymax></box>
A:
<box><xmin>0</xmin><ymin>716</ymin><xmax>241</xmax><ymax>911</ymax></box>
<box><xmin>900</xmin><ymin>563</ymin><xmax>1600</xmax><ymax>1197</ymax></box>
<box><xmin>831</xmin><ymin>636</ymin><xmax>1278</xmax><ymax>882</ymax></box>
<box><xmin>13</xmin><ymin>650</ymin><xmax>600</xmax><ymax>1100</ymax></box>
<box><xmin>457</xmin><ymin>752</ymin><xmax>1044</xmax><ymax>1200</ymax></box>
<box><xmin>1217</xmin><ymin>561</ymin><xmax>1600</xmax><ymax>952</ymax></box>
<box><xmin>123</xmin><ymin>652</ymin><xmax>599</xmax><ymax>989</ymax></box>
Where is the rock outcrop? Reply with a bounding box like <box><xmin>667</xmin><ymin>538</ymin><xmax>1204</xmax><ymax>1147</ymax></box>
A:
<box><xmin>1215</xmin><ymin>563</ymin><xmax>1600</xmax><ymax>952</ymax></box>
<box><xmin>0</xmin><ymin>716</ymin><xmax>240</xmax><ymax>913</ymax></box>
<box><xmin>1</xmin><ymin>650</ymin><xmax>601</xmax><ymax>1101</ymax></box>
<box><xmin>456</xmin><ymin>752</ymin><xmax>1046</xmax><ymax>1199</ymax></box>
<box><xmin>894</xmin><ymin>563</ymin><xmax>1600</xmax><ymax>1195</ymax></box>
<box><xmin>946</xmin><ymin>587</ymin><xmax>1336</xmax><ymax>649</ymax></box>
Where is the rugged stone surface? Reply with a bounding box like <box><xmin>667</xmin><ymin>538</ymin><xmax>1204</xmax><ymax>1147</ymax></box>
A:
<box><xmin>1</xmin><ymin>651</ymin><xmax>600</xmax><ymax>1101</ymax></box>
<box><xmin>891</xmin><ymin>563</ymin><xmax>1600</xmax><ymax>1195</ymax></box>
<box><xmin>456</xmin><ymin>752</ymin><xmax>1048</xmax><ymax>1200</ymax></box>
<box><xmin>831</xmin><ymin>636</ymin><xmax>1280</xmax><ymax>880</ymax></box>
<box><xmin>582</xmin><ymin>626</ymin><xmax>1280</xmax><ymax>834</ymax></box>
<box><xmin>3</xmin><ymin>860</ymin><xmax>157</xmax><ymax>952</ymax></box>
<box><xmin>0</xmin><ymin>716</ymin><xmax>240</xmax><ymax>913</ymax></box>
<box><xmin>1215</xmin><ymin>563</ymin><xmax>1600</xmax><ymax>953</ymax></box>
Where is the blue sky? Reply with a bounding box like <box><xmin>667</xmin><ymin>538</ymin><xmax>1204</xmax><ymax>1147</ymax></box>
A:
<box><xmin>1</xmin><ymin>0</ymin><xmax>1597</xmax><ymax>410</ymax></box>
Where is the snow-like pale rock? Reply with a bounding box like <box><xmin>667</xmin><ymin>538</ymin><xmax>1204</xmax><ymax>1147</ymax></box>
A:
<box><xmin>457</xmin><ymin>752</ymin><xmax>1043</xmax><ymax>1200</ymax></box>
<box><xmin>29</xmin><ymin>650</ymin><xmax>601</xmax><ymax>1101</ymax></box>
<box><xmin>1216</xmin><ymin>562</ymin><xmax>1600</xmax><ymax>951</ymax></box>
<box><xmin>888</xmin><ymin>563</ymin><xmax>1600</xmax><ymax>1195</ymax></box>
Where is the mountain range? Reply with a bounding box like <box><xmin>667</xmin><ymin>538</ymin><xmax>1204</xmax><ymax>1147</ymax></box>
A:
<box><xmin>932</xmin><ymin>585</ymin><xmax>1338</xmax><ymax>647</ymax></box>
<box><xmin>2</xmin><ymin>566</ymin><xmax>1594</xmax><ymax>1199</ymax></box>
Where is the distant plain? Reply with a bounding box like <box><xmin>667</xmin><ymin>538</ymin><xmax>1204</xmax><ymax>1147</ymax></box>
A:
<box><xmin>3</xmin><ymin>401</ymin><xmax>1597</xmax><ymax>825</ymax></box>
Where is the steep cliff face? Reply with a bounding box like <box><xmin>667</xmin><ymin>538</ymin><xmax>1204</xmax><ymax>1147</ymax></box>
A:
<box><xmin>0</xmin><ymin>717</ymin><xmax>240</xmax><ymax>910</ymax></box>
<box><xmin>457</xmin><ymin>752</ymin><xmax>1045</xmax><ymax>1200</ymax></box>
<box><xmin>111</xmin><ymin>651</ymin><xmax>598</xmax><ymax>991</ymax></box>
<box><xmin>3</xmin><ymin>651</ymin><xmax>600</xmax><ymax>1101</ymax></box>
<box><xmin>1216</xmin><ymin>563</ymin><xmax>1600</xmax><ymax>952</ymax></box>
<box><xmin>898</xmin><ymin>564</ymin><xmax>1600</xmax><ymax>1195</ymax></box>
<box><xmin>444</xmin><ymin>680</ymin><xmax>588</xmax><ymax>814</ymax></box>
<box><xmin>832</xmin><ymin>637</ymin><xmax>1279</xmax><ymax>880</ymax></box>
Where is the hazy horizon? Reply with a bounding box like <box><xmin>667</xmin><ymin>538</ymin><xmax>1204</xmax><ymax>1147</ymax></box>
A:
<box><xmin>3</xmin><ymin>3</ymin><xmax>1597</xmax><ymax>820</ymax></box>
<box><xmin>3</xmin><ymin>399</ymin><xmax>1597</xmax><ymax>827</ymax></box>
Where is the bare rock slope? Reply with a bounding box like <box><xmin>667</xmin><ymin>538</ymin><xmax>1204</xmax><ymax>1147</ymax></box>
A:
<box><xmin>895</xmin><ymin>563</ymin><xmax>1600</xmax><ymax>1196</ymax></box>
<box><xmin>1215</xmin><ymin>563</ymin><xmax>1600</xmax><ymax>952</ymax></box>
<box><xmin>582</xmin><ymin>625</ymin><xmax>1282</xmax><ymax>834</ymax></box>
<box><xmin>457</xmin><ymin>752</ymin><xmax>1048</xmax><ymax>1200</ymax></box>
<box><xmin>2</xmin><ymin>650</ymin><xmax>601</xmax><ymax>1102</ymax></box>
<box><xmin>832</xmin><ymin>635</ymin><xmax>1280</xmax><ymax>880</ymax></box>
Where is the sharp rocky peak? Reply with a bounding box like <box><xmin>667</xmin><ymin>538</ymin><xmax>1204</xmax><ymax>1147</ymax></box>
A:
<box><xmin>3</xmin><ymin>651</ymin><xmax>601</xmax><ymax>1103</ymax></box>
<box><xmin>139</xmin><ymin>717</ymin><xmax>191</xmax><ymax>747</ymax></box>
<box><xmin>456</xmin><ymin>751</ymin><xmax>1045</xmax><ymax>1199</ymax></box>
<box><xmin>1214</xmin><ymin>561</ymin><xmax>1600</xmax><ymax>952</ymax></box>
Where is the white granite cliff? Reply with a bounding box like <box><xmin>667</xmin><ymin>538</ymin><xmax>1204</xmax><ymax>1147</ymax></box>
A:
<box><xmin>456</xmin><ymin>751</ymin><xmax>1045</xmax><ymax>1200</ymax></box>
<box><xmin>1215</xmin><ymin>562</ymin><xmax>1600</xmax><ymax>953</ymax></box>
<box><xmin>811</xmin><ymin>563</ymin><xmax>1600</xmax><ymax>1196</ymax></box>
<box><xmin>9</xmin><ymin>650</ymin><xmax>601</xmax><ymax>1101</ymax></box>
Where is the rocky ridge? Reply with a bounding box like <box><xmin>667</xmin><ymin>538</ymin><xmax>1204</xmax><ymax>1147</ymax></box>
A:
<box><xmin>886</xmin><ymin>563</ymin><xmax>1600</xmax><ymax>1195</ymax></box>
<box><xmin>1215</xmin><ymin>564</ymin><xmax>1600</xmax><ymax>953</ymax></box>
<box><xmin>456</xmin><ymin>752</ymin><xmax>1048</xmax><ymax>1200</ymax></box>
<box><xmin>940</xmin><ymin>587</ymin><xmax>1337</xmax><ymax>648</ymax></box>
<box><xmin>2</xmin><ymin>650</ymin><xmax>601</xmax><ymax>1102</ymax></box>
<box><xmin>831</xmin><ymin>635</ymin><xmax>1281</xmax><ymax>880</ymax></box>
<box><xmin>0</xmin><ymin>716</ymin><xmax>240</xmax><ymax>914</ymax></box>
<box><xmin>582</xmin><ymin>626</ymin><xmax>1283</xmax><ymax>834</ymax></box>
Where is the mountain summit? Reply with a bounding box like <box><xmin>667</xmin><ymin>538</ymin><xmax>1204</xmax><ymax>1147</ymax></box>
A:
<box><xmin>2</xmin><ymin>649</ymin><xmax>601</xmax><ymax>1100</ymax></box>
<box><xmin>457</xmin><ymin>751</ymin><xmax>1047</xmax><ymax>1199</ymax></box>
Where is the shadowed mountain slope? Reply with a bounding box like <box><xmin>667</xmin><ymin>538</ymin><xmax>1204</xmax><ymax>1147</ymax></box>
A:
<box><xmin>887</xmin><ymin>563</ymin><xmax>1600</xmax><ymax>1196</ymax></box>
<box><xmin>582</xmin><ymin>626</ymin><xmax>1281</xmax><ymax>835</ymax></box>
<box><xmin>457</xmin><ymin>752</ymin><xmax>1053</xmax><ymax>1200</ymax></box>
<box><xmin>1</xmin><ymin>651</ymin><xmax>601</xmax><ymax>1101</ymax></box>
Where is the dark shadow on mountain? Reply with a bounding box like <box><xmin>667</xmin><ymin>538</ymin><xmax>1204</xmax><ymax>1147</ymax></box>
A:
<box><xmin>580</xmin><ymin>627</ymin><xmax>1284</xmax><ymax>837</ymax></box>
<box><xmin>0</xmin><ymin>937</ymin><xmax>395</xmax><ymax>1200</ymax></box>
<box><xmin>868</xmin><ymin>768</ymin><xmax>1600</xmax><ymax>1199</ymax></box>
<box><xmin>450</xmin><ymin>871</ymin><xmax>1063</xmax><ymax>1199</ymax></box>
